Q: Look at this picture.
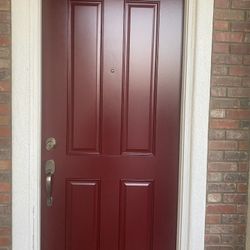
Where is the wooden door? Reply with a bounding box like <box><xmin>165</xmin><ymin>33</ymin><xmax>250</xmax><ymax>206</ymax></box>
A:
<box><xmin>42</xmin><ymin>0</ymin><xmax>183</xmax><ymax>249</ymax></box>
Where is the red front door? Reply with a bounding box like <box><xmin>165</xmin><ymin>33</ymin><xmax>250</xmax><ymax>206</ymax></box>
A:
<box><xmin>42</xmin><ymin>0</ymin><xmax>183</xmax><ymax>249</ymax></box>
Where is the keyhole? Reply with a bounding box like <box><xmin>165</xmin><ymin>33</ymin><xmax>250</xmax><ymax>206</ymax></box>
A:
<box><xmin>110</xmin><ymin>68</ymin><xmax>115</xmax><ymax>73</ymax></box>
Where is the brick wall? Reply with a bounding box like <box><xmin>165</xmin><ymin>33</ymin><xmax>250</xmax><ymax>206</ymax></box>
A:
<box><xmin>205</xmin><ymin>0</ymin><xmax>250</xmax><ymax>249</ymax></box>
<box><xmin>0</xmin><ymin>0</ymin><xmax>11</xmax><ymax>249</ymax></box>
<box><xmin>0</xmin><ymin>0</ymin><xmax>249</xmax><ymax>250</ymax></box>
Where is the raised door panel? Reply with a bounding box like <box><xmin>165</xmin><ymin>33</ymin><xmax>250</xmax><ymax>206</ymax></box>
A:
<box><xmin>66</xmin><ymin>180</ymin><xmax>101</xmax><ymax>250</ymax></box>
<box><xmin>122</xmin><ymin>2</ymin><xmax>159</xmax><ymax>155</ymax></box>
<box><xmin>119</xmin><ymin>180</ymin><xmax>154</xmax><ymax>250</ymax></box>
<box><xmin>68</xmin><ymin>1</ymin><xmax>103</xmax><ymax>154</ymax></box>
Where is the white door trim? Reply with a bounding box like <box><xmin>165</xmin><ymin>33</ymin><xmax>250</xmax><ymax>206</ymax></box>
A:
<box><xmin>12</xmin><ymin>0</ymin><xmax>214</xmax><ymax>249</ymax></box>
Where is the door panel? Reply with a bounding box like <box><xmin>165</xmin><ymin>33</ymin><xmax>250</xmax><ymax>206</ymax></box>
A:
<box><xmin>42</xmin><ymin>0</ymin><xmax>183</xmax><ymax>249</ymax></box>
<box><xmin>68</xmin><ymin>2</ymin><xmax>102</xmax><ymax>153</ymax></box>
<box><xmin>119</xmin><ymin>180</ymin><xmax>154</xmax><ymax>250</ymax></box>
<box><xmin>122</xmin><ymin>2</ymin><xmax>158</xmax><ymax>154</ymax></box>
<box><xmin>66</xmin><ymin>180</ymin><xmax>101</xmax><ymax>250</ymax></box>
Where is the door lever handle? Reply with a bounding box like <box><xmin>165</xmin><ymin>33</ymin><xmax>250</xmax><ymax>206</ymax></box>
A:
<box><xmin>45</xmin><ymin>160</ymin><xmax>56</xmax><ymax>207</ymax></box>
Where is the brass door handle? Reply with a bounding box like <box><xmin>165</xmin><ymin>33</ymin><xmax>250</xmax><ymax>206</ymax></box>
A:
<box><xmin>45</xmin><ymin>160</ymin><xmax>56</xmax><ymax>207</ymax></box>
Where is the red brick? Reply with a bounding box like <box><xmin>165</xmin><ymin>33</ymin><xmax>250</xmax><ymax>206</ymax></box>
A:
<box><xmin>206</xmin><ymin>215</ymin><xmax>222</xmax><ymax>224</ymax></box>
<box><xmin>206</xmin><ymin>204</ymin><xmax>236</xmax><ymax>214</ymax></box>
<box><xmin>0</xmin><ymin>116</ymin><xmax>9</xmax><ymax>126</ymax></box>
<box><xmin>229</xmin><ymin>66</ymin><xmax>250</xmax><ymax>77</ymax></box>
<box><xmin>238</xmin><ymin>162</ymin><xmax>249</xmax><ymax>171</ymax></box>
<box><xmin>214</xmin><ymin>21</ymin><xmax>229</xmax><ymax>31</ymax></box>
<box><xmin>236</xmin><ymin>224</ymin><xmax>246</xmax><ymax>234</ymax></box>
<box><xmin>211</xmin><ymin>87</ymin><xmax>227</xmax><ymax>97</ymax></box>
<box><xmin>0</xmin><ymin>12</ymin><xmax>10</xmax><ymax>24</ymax></box>
<box><xmin>231</xmin><ymin>22</ymin><xmax>250</xmax><ymax>32</ymax></box>
<box><xmin>226</xmin><ymin>109</ymin><xmax>250</xmax><ymax>119</ymax></box>
<box><xmin>0</xmin><ymin>127</ymin><xmax>10</xmax><ymax>137</ymax></box>
<box><xmin>0</xmin><ymin>37</ymin><xmax>10</xmax><ymax>46</ymax></box>
<box><xmin>0</xmin><ymin>2</ymin><xmax>13</xmax><ymax>250</ymax></box>
<box><xmin>232</xmin><ymin>0</ymin><xmax>250</xmax><ymax>9</ymax></box>
<box><xmin>209</xmin><ymin>141</ymin><xmax>238</xmax><ymax>150</ymax></box>
<box><xmin>208</xmin><ymin>183</ymin><xmax>236</xmax><ymax>193</ymax></box>
<box><xmin>0</xmin><ymin>183</ymin><xmax>10</xmax><ymax>192</ymax></box>
<box><xmin>208</xmin><ymin>173</ymin><xmax>223</xmax><ymax>182</ymax></box>
<box><xmin>247</xmin><ymin>11</ymin><xmax>250</xmax><ymax>21</ymax></box>
<box><xmin>0</xmin><ymin>0</ymin><xmax>10</xmax><ymax>11</ymax></box>
<box><xmin>205</xmin><ymin>234</ymin><xmax>221</xmax><ymax>244</ymax></box>
<box><xmin>0</xmin><ymin>104</ymin><xmax>9</xmax><ymax>115</ymax></box>
<box><xmin>224</xmin><ymin>172</ymin><xmax>248</xmax><ymax>182</ymax></box>
<box><xmin>237</xmin><ymin>183</ymin><xmax>248</xmax><ymax>192</ymax></box>
<box><xmin>206</xmin><ymin>224</ymin><xmax>235</xmax><ymax>234</ymax></box>
<box><xmin>228</xmin><ymin>88</ymin><xmax>250</xmax><ymax>97</ymax></box>
<box><xmin>208</xmin><ymin>162</ymin><xmax>237</xmax><ymax>172</ymax></box>
<box><xmin>239</xmin><ymin>141</ymin><xmax>249</xmax><ymax>151</ymax></box>
<box><xmin>212</xmin><ymin>76</ymin><xmax>241</xmax><ymax>86</ymax></box>
<box><xmin>243</xmin><ymin>55</ymin><xmax>250</xmax><ymax>65</ymax></box>
<box><xmin>213</xmin><ymin>43</ymin><xmax>230</xmax><ymax>54</ymax></box>
<box><xmin>210</xmin><ymin>119</ymin><xmax>239</xmax><ymax>129</ymax></box>
<box><xmin>0</xmin><ymin>236</ymin><xmax>10</xmax><ymax>246</ymax></box>
<box><xmin>224</xmin><ymin>151</ymin><xmax>248</xmax><ymax>161</ymax></box>
<box><xmin>221</xmin><ymin>234</ymin><xmax>245</xmax><ymax>245</ymax></box>
<box><xmin>206</xmin><ymin>243</ymin><xmax>235</xmax><ymax>249</ymax></box>
<box><xmin>0</xmin><ymin>194</ymin><xmax>10</xmax><ymax>203</ymax></box>
<box><xmin>214</xmin><ymin>9</ymin><xmax>245</xmax><ymax>21</ymax></box>
<box><xmin>214</xmin><ymin>32</ymin><xmax>243</xmax><ymax>42</ymax></box>
<box><xmin>0</xmin><ymin>81</ymin><xmax>10</xmax><ymax>92</ymax></box>
<box><xmin>0</xmin><ymin>59</ymin><xmax>9</xmax><ymax>69</ymax></box>
<box><xmin>226</xmin><ymin>130</ymin><xmax>249</xmax><ymax>140</ymax></box>
<box><xmin>211</xmin><ymin>98</ymin><xmax>239</xmax><ymax>109</ymax></box>
<box><xmin>223</xmin><ymin>194</ymin><xmax>247</xmax><ymax>203</ymax></box>
<box><xmin>0</xmin><ymin>228</ymin><xmax>10</xmax><ymax>236</ymax></box>
<box><xmin>215</xmin><ymin>0</ymin><xmax>230</xmax><ymax>8</ymax></box>
<box><xmin>0</xmin><ymin>205</ymin><xmax>11</xmax><ymax>217</ymax></box>
<box><xmin>0</xmin><ymin>93</ymin><xmax>10</xmax><ymax>104</ymax></box>
<box><xmin>242</xmin><ymin>78</ymin><xmax>250</xmax><ymax>87</ymax></box>
<box><xmin>0</xmin><ymin>29</ymin><xmax>10</xmax><ymax>41</ymax></box>
<box><xmin>0</xmin><ymin>160</ymin><xmax>10</xmax><ymax>170</ymax></box>
<box><xmin>208</xmin><ymin>151</ymin><xmax>224</xmax><ymax>161</ymax></box>
<box><xmin>240</xmin><ymin>100</ymin><xmax>250</xmax><ymax>109</ymax></box>
<box><xmin>212</xmin><ymin>65</ymin><xmax>228</xmax><ymax>76</ymax></box>
<box><xmin>231</xmin><ymin>44</ymin><xmax>250</xmax><ymax>54</ymax></box>
<box><xmin>222</xmin><ymin>214</ymin><xmax>246</xmax><ymax>224</ymax></box>
<box><xmin>209</xmin><ymin>129</ymin><xmax>226</xmax><ymax>140</ymax></box>
<box><xmin>212</xmin><ymin>54</ymin><xmax>242</xmax><ymax>65</ymax></box>
<box><xmin>237</xmin><ymin>204</ymin><xmax>248</xmax><ymax>213</ymax></box>
<box><xmin>245</xmin><ymin>33</ymin><xmax>250</xmax><ymax>43</ymax></box>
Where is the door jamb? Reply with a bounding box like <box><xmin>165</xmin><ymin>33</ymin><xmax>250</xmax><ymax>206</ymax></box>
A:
<box><xmin>12</xmin><ymin>0</ymin><xmax>214</xmax><ymax>249</ymax></box>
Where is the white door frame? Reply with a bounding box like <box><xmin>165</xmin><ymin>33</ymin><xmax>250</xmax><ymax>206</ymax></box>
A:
<box><xmin>12</xmin><ymin>0</ymin><xmax>214</xmax><ymax>249</ymax></box>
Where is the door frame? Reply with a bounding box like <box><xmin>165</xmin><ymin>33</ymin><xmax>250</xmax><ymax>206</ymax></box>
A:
<box><xmin>12</xmin><ymin>0</ymin><xmax>214</xmax><ymax>249</ymax></box>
